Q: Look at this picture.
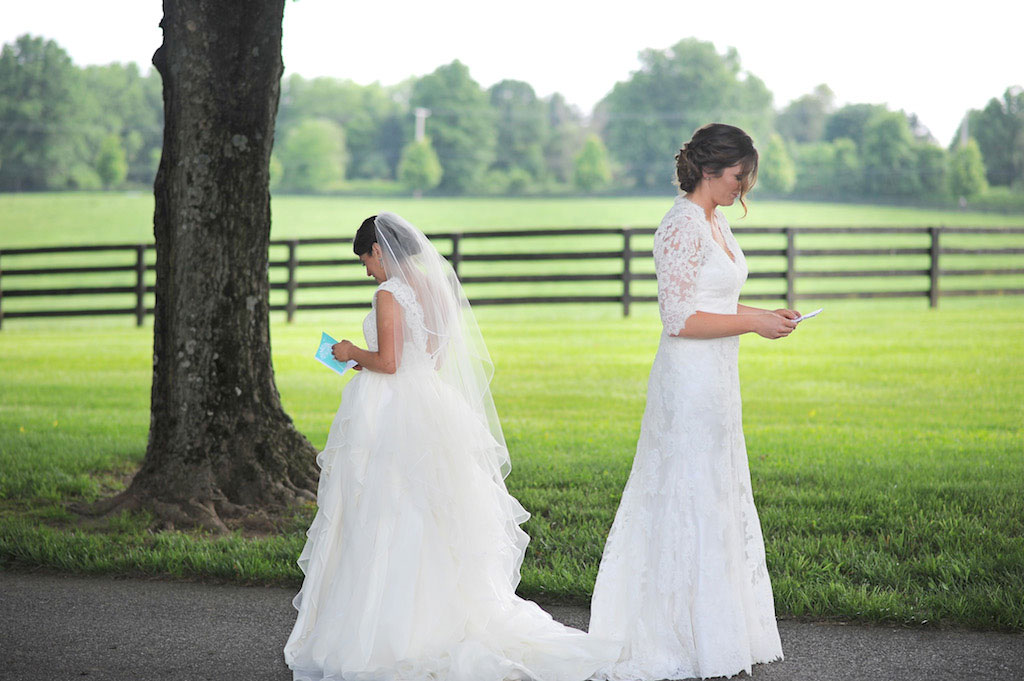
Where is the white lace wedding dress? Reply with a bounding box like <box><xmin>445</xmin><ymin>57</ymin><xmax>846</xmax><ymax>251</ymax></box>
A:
<box><xmin>589</xmin><ymin>196</ymin><xmax>783</xmax><ymax>680</ymax></box>
<box><xmin>285</xmin><ymin>279</ymin><xmax>612</xmax><ymax>681</ymax></box>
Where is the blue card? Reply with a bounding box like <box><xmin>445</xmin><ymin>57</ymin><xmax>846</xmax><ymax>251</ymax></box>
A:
<box><xmin>315</xmin><ymin>331</ymin><xmax>358</xmax><ymax>376</ymax></box>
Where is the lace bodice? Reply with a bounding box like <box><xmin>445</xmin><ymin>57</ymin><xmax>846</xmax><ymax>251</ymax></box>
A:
<box><xmin>362</xmin><ymin>279</ymin><xmax>429</xmax><ymax>365</ymax></box>
<box><xmin>654</xmin><ymin>195</ymin><xmax>748</xmax><ymax>335</ymax></box>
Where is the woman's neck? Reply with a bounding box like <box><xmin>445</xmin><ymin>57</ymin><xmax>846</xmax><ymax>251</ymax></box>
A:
<box><xmin>684</xmin><ymin>187</ymin><xmax>717</xmax><ymax>221</ymax></box>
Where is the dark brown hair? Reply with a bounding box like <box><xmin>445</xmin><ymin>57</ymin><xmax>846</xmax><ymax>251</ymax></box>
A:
<box><xmin>352</xmin><ymin>214</ymin><xmax>422</xmax><ymax>258</ymax></box>
<box><xmin>675</xmin><ymin>123</ymin><xmax>758</xmax><ymax>215</ymax></box>
<box><xmin>352</xmin><ymin>215</ymin><xmax>378</xmax><ymax>255</ymax></box>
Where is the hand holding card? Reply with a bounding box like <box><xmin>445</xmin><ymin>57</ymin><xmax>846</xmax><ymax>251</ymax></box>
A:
<box><xmin>793</xmin><ymin>307</ymin><xmax>823</xmax><ymax>323</ymax></box>
<box><xmin>315</xmin><ymin>331</ymin><xmax>358</xmax><ymax>377</ymax></box>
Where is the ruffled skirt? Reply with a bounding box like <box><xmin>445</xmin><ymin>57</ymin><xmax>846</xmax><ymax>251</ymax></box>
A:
<box><xmin>284</xmin><ymin>365</ymin><xmax>612</xmax><ymax>681</ymax></box>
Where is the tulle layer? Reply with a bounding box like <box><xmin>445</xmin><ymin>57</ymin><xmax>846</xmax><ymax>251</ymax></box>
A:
<box><xmin>285</xmin><ymin>366</ymin><xmax>613</xmax><ymax>681</ymax></box>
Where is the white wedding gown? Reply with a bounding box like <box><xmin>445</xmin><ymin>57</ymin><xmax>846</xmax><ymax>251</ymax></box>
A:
<box><xmin>285</xmin><ymin>279</ymin><xmax>612</xmax><ymax>681</ymax></box>
<box><xmin>589</xmin><ymin>196</ymin><xmax>783</xmax><ymax>680</ymax></box>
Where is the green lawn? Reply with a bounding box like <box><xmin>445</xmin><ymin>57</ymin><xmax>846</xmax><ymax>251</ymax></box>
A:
<box><xmin>2</xmin><ymin>297</ymin><xmax>1022</xmax><ymax>630</ymax></box>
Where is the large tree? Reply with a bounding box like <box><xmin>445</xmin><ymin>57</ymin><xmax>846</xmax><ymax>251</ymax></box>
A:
<box><xmin>89</xmin><ymin>0</ymin><xmax>318</xmax><ymax>531</ymax></box>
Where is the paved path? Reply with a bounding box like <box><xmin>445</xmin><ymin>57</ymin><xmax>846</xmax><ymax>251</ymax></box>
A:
<box><xmin>1</xmin><ymin>571</ymin><xmax>1021</xmax><ymax>680</ymax></box>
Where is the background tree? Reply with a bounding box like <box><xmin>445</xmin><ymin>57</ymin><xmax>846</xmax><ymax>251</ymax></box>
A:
<box><xmin>94</xmin><ymin>133</ymin><xmax>128</xmax><ymax>188</ymax></box>
<box><xmin>277</xmin><ymin>118</ymin><xmax>347</xmax><ymax>193</ymax></box>
<box><xmin>87</xmin><ymin>0</ymin><xmax>318</xmax><ymax>531</ymax></box>
<box><xmin>757</xmin><ymin>133</ymin><xmax>796</xmax><ymax>194</ymax></box>
<box><xmin>397</xmin><ymin>136</ymin><xmax>442</xmax><ymax>196</ymax></box>
<box><xmin>277</xmin><ymin>75</ymin><xmax>404</xmax><ymax>180</ymax></box>
<box><xmin>598</xmin><ymin>38</ymin><xmax>774</xmax><ymax>189</ymax></box>
<box><xmin>914</xmin><ymin>143</ymin><xmax>948</xmax><ymax>197</ymax></box>
<box><xmin>861</xmin><ymin>110</ymin><xmax>921</xmax><ymax>197</ymax></box>
<box><xmin>776</xmin><ymin>84</ymin><xmax>834</xmax><ymax>144</ymax></box>
<box><xmin>542</xmin><ymin>93</ymin><xmax>586</xmax><ymax>185</ymax></box>
<box><xmin>80</xmin><ymin>63</ymin><xmax>163</xmax><ymax>186</ymax></box>
<box><xmin>573</xmin><ymin>134</ymin><xmax>613</xmax><ymax>192</ymax></box>
<box><xmin>824</xmin><ymin>103</ymin><xmax>887</xmax><ymax>149</ymax></box>
<box><xmin>830</xmin><ymin>137</ymin><xmax>862</xmax><ymax>196</ymax></box>
<box><xmin>793</xmin><ymin>137</ymin><xmax>862</xmax><ymax>199</ymax></box>
<box><xmin>410</xmin><ymin>61</ymin><xmax>495</xmax><ymax>193</ymax></box>
<box><xmin>964</xmin><ymin>87</ymin><xmax>1024</xmax><ymax>187</ymax></box>
<box><xmin>488</xmin><ymin>79</ymin><xmax>547</xmax><ymax>180</ymax></box>
<box><xmin>949</xmin><ymin>138</ymin><xmax>989</xmax><ymax>198</ymax></box>
<box><xmin>792</xmin><ymin>142</ymin><xmax>835</xmax><ymax>196</ymax></box>
<box><xmin>0</xmin><ymin>35</ymin><xmax>81</xmax><ymax>190</ymax></box>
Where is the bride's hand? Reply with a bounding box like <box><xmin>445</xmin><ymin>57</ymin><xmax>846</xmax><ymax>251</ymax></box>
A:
<box><xmin>773</xmin><ymin>308</ymin><xmax>800</xmax><ymax>320</ymax></box>
<box><xmin>332</xmin><ymin>340</ymin><xmax>356</xmax><ymax>361</ymax></box>
<box><xmin>753</xmin><ymin>312</ymin><xmax>797</xmax><ymax>339</ymax></box>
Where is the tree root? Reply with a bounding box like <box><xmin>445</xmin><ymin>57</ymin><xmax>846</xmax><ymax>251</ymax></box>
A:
<box><xmin>70</xmin><ymin>489</ymin><xmax>280</xmax><ymax>535</ymax></box>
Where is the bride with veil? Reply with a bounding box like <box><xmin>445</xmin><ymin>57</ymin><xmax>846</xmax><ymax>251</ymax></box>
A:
<box><xmin>284</xmin><ymin>212</ymin><xmax>611</xmax><ymax>681</ymax></box>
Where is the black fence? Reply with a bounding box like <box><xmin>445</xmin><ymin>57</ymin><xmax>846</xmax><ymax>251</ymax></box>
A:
<box><xmin>1</xmin><ymin>226</ymin><xmax>1023</xmax><ymax>329</ymax></box>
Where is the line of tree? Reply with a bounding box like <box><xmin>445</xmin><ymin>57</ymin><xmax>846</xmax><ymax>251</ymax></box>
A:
<box><xmin>759</xmin><ymin>84</ymin><xmax>1023</xmax><ymax>201</ymax></box>
<box><xmin>0</xmin><ymin>35</ymin><xmax>162</xmax><ymax>191</ymax></box>
<box><xmin>1</xmin><ymin>33</ymin><xmax>1021</xmax><ymax>199</ymax></box>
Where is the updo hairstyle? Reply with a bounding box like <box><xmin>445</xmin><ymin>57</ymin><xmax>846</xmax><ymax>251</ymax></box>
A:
<box><xmin>353</xmin><ymin>215</ymin><xmax>380</xmax><ymax>256</ymax></box>
<box><xmin>675</xmin><ymin>123</ymin><xmax>758</xmax><ymax>214</ymax></box>
<box><xmin>352</xmin><ymin>214</ymin><xmax>422</xmax><ymax>259</ymax></box>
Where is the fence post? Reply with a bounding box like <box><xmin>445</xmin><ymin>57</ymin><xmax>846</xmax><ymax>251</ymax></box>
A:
<box><xmin>929</xmin><ymin>227</ymin><xmax>941</xmax><ymax>308</ymax></box>
<box><xmin>785</xmin><ymin>227</ymin><xmax>796</xmax><ymax>310</ymax></box>
<box><xmin>622</xmin><ymin>228</ymin><xmax>633</xmax><ymax>317</ymax></box>
<box><xmin>286</xmin><ymin>240</ymin><xmax>298</xmax><ymax>323</ymax></box>
<box><xmin>134</xmin><ymin>245</ymin><xmax>146</xmax><ymax>326</ymax></box>
<box><xmin>450</xmin><ymin>234</ymin><xmax>462</xmax><ymax>277</ymax></box>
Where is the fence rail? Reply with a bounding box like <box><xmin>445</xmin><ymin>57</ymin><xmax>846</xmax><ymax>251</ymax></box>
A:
<box><xmin>1</xmin><ymin>225</ymin><xmax>1023</xmax><ymax>329</ymax></box>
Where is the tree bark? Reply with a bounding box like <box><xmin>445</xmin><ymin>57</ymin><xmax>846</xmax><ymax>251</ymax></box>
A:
<box><xmin>90</xmin><ymin>0</ymin><xmax>318</xmax><ymax>531</ymax></box>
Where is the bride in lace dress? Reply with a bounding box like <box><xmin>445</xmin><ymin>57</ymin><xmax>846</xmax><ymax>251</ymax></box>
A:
<box><xmin>590</xmin><ymin>124</ymin><xmax>797</xmax><ymax>680</ymax></box>
<box><xmin>284</xmin><ymin>213</ymin><xmax>611</xmax><ymax>681</ymax></box>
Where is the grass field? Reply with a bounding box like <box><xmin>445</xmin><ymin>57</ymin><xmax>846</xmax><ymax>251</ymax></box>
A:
<box><xmin>2</xmin><ymin>194</ymin><xmax>1023</xmax><ymax>630</ymax></box>
<box><xmin>1</xmin><ymin>296</ymin><xmax>1023</xmax><ymax>631</ymax></box>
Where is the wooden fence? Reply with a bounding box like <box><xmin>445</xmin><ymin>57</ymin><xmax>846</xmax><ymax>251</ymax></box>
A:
<box><xmin>1</xmin><ymin>226</ymin><xmax>1023</xmax><ymax>329</ymax></box>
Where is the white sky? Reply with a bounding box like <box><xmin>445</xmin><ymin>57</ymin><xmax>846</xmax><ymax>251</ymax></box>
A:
<box><xmin>3</xmin><ymin>0</ymin><xmax>1022</xmax><ymax>145</ymax></box>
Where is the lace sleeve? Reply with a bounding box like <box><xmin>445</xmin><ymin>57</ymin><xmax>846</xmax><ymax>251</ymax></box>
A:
<box><xmin>654</xmin><ymin>216</ymin><xmax>706</xmax><ymax>336</ymax></box>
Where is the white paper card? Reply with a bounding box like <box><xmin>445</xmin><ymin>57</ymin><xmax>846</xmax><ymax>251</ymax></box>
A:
<box><xmin>793</xmin><ymin>307</ymin><xmax>824</xmax><ymax>323</ymax></box>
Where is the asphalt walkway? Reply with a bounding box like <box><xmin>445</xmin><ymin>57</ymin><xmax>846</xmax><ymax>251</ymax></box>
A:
<box><xmin>1</xmin><ymin>571</ymin><xmax>1021</xmax><ymax>680</ymax></box>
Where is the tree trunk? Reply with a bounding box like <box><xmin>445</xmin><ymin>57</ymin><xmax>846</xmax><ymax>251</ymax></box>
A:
<box><xmin>91</xmin><ymin>0</ymin><xmax>318</xmax><ymax>532</ymax></box>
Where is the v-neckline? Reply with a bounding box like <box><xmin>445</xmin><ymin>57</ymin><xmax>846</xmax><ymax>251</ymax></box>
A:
<box><xmin>709</xmin><ymin>216</ymin><xmax>737</xmax><ymax>264</ymax></box>
<box><xmin>681</xmin><ymin>196</ymin><xmax>737</xmax><ymax>264</ymax></box>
